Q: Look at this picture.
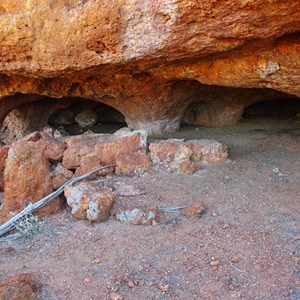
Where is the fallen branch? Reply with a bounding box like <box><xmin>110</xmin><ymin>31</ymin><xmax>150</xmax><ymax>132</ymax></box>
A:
<box><xmin>0</xmin><ymin>164</ymin><xmax>116</xmax><ymax>238</ymax></box>
<box><xmin>229</xmin><ymin>262</ymin><xmax>247</xmax><ymax>273</ymax></box>
<box><xmin>158</xmin><ymin>205</ymin><xmax>187</xmax><ymax>212</ymax></box>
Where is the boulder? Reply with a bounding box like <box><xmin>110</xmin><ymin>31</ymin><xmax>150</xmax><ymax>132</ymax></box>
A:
<box><xmin>51</xmin><ymin>163</ymin><xmax>73</xmax><ymax>190</ymax></box>
<box><xmin>149</xmin><ymin>139</ymin><xmax>196</xmax><ymax>174</ymax></box>
<box><xmin>62</xmin><ymin>131</ymin><xmax>145</xmax><ymax>176</ymax></box>
<box><xmin>115</xmin><ymin>149</ymin><xmax>151</xmax><ymax>175</ymax></box>
<box><xmin>0</xmin><ymin>136</ymin><xmax>64</xmax><ymax>222</ymax></box>
<box><xmin>186</xmin><ymin>139</ymin><xmax>228</xmax><ymax>162</ymax></box>
<box><xmin>0</xmin><ymin>273</ymin><xmax>40</xmax><ymax>300</ymax></box>
<box><xmin>64</xmin><ymin>181</ymin><xmax>115</xmax><ymax>222</ymax></box>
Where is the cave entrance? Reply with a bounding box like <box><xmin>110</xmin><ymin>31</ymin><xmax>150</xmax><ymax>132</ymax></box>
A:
<box><xmin>0</xmin><ymin>96</ymin><xmax>126</xmax><ymax>144</ymax></box>
<box><xmin>48</xmin><ymin>99</ymin><xmax>126</xmax><ymax>135</ymax></box>
<box><xmin>242</xmin><ymin>99</ymin><xmax>300</xmax><ymax>120</ymax></box>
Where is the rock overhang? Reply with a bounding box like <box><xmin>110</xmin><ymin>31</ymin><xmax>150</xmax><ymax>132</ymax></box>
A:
<box><xmin>0</xmin><ymin>0</ymin><xmax>299</xmax><ymax>135</ymax></box>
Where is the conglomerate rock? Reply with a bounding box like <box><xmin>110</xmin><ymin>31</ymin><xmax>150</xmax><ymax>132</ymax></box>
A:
<box><xmin>0</xmin><ymin>0</ymin><xmax>299</xmax><ymax>134</ymax></box>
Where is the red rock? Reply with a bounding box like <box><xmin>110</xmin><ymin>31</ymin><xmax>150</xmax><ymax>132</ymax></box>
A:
<box><xmin>149</xmin><ymin>139</ymin><xmax>196</xmax><ymax>173</ymax></box>
<box><xmin>64</xmin><ymin>181</ymin><xmax>115</xmax><ymax>222</ymax></box>
<box><xmin>186</xmin><ymin>139</ymin><xmax>228</xmax><ymax>162</ymax></box>
<box><xmin>0</xmin><ymin>1</ymin><xmax>299</xmax><ymax>134</ymax></box>
<box><xmin>38</xmin><ymin>138</ymin><xmax>66</xmax><ymax>161</ymax></box>
<box><xmin>0</xmin><ymin>145</ymin><xmax>9</xmax><ymax>191</ymax></box>
<box><xmin>115</xmin><ymin>207</ymin><xmax>160</xmax><ymax>225</ymax></box>
<box><xmin>157</xmin><ymin>282</ymin><xmax>169</xmax><ymax>293</ymax></box>
<box><xmin>0</xmin><ymin>273</ymin><xmax>40</xmax><ymax>300</ymax></box>
<box><xmin>210</xmin><ymin>260</ymin><xmax>220</xmax><ymax>266</ymax></box>
<box><xmin>182</xmin><ymin>201</ymin><xmax>205</xmax><ymax>218</ymax></box>
<box><xmin>1</xmin><ymin>137</ymin><xmax>63</xmax><ymax>221</ymax></box>
<box><xmin>62</xmin><ymin>134</ymin><xmax>108</xmax><ymax>147</ymax></box>
<box><xmin>62</xmin><ymin>131</ymin><xmax>145</xmax><ymax>176</ymax></box>
<box><xmin>51</xmin><ymin>163</ymin><xmax>73</xmax><ymax>190</ymax></box>
<box><xmin>115</xmin><ymin>149</ymin><xmax>151</xmax><ymax>175</ymax></box>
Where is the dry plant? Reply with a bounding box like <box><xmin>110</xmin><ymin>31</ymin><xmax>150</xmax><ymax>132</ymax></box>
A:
<box><xmin>15</xmin><ymin>213</ymin><xmax>46</xmax><ymax>238</ymax></box>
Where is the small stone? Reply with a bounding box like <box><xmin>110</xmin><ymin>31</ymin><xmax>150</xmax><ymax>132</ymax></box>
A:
<box><xmin>293</xmin><ymin>235</ymin><xmax>300</xmax><ymax>241</ymax></box>
<box><xmin>110</xmin><ymin>292</ymin><xmax>124</xmax><ymax>300</ymax></box>
<box><xmin>75</xmin><ymin>109</ymin><xmax>98</xmax><ymax>128</ymax></box>
<box><xmin>146</xmin><ymin>281</ymin><xmax>153</xmax><ymax>287</ymax></box>
<box><xmin>182</xmin><ymin>201</ymin><xmax>205</xmax><ymax>218</ymax></box>
<box><xmin>211</xmin><ymin>212</ymin><xmax>218</xmax><ymax>217</ymax></box>
<box><xmin>222</xmin><ymin>223</ymin><xmax>229</xmax><ymax>229</ymax></box>
<box><xmin>83</xmin><ymin>277</ymin><xmax>91</xmax><ymax>283</ymax></box>
<box><xmin>157</xmin><ymin>282</ymin><xmax>169</xmax><ymax>293</ymax></box>
<box><xmin>210</xmin><ymin>260</ymin><xmax>220</xmax><ymax>266</ymax></box>
<box><xmin>127</xmin><ymin>280</ymin><xmax>135</xmax><ymax>288</ymax></box>
<box><xmin>230</xmin><ymin>257</ymin><xmax>239</xmax><ymax>263</ymax></box>
<box><xmin>94</xmin><ymin>259</ymin><xmax>101</xmax><ymax>264</ymax></box>
<box><xmin>115</xmin><ymin>207</ymin><xmax>160</xmax><ymax>225</ymax></box>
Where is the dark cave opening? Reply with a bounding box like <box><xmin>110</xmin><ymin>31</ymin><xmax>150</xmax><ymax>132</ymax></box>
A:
<box><xmin>0</xmin><ymin>96</ymin><xmax>126</xmax><ymax>144</ymax></box>
<box><xmin>242</xmin><ymin>99</ymin><xmax>300</xmax><ymax>120</ymax></box>
<box><xmin>48</xmin><ymin>99</ymin><xmax>126</xmax><ymax>135</ymax></box>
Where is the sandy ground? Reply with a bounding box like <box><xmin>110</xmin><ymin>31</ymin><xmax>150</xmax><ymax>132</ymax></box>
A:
<box><xmin>0</xmin><ymin>117</ymin><xmax>299</xmax><ymax>300</ymax></box>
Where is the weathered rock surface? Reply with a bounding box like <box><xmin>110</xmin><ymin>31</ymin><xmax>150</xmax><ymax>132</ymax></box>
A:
<box><xmin>64</xmin><ymin>181</ymin><xmax>115</xmax><ymax>222</ymax></box>
<box><xmin>182</xmin><ymin>201</ymin><xmax>206</xmax><ymax>219</ymax></box>
<box><xmin>62</xmin><ymin>131</ymin><xmax>146</xmax><ymax>176</ymax></box>
<box><xmin>115</xmin><ymin>150</ymin><xmax>151</xmax><ymax>176</ymax></box>
<box><xmin>114</xmin><ymin>207</ymin><xmax>160</xmax><ymax>225</ymax></box>
<box><xmin>0</xmin><ymin>273</ymin><xmax>40</xmax><ymax>300</ymax></box>
<box><xmin>0</xmin><ymin>134</ymin><xmax>64</xmax><ymax>222</ymax></box>
<box><xmin>0</xmin><ymin>144</ymin><xmax>9</xmax><ymax>191</ymax></box>
<box><xmin>149</xmin><ymin>139</ymin><xmax>196</xmax><ymax>174</ymax></box>
<box><xmin>149</xmin><ymin>139</ymin><xmax>228</xmax><ymax>173</ymax></box>
<box><xmin>0</xmin><ymin>0</ymin><xmax>299</xmax><ymax>134</ymax></box>
<box><xmin>51</xmin><ymin>163</ymin><xmax>73</xmax><ymax>190</ymax></box>
<box><xmin>186</xmin><ymin>139</ymin><xmax>228</xmax><ymax>163</ymax></box>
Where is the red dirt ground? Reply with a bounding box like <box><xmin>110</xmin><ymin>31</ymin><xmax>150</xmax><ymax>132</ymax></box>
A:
<box><xmin>1</xmin><ymin>117</ymin><xmax>299</xmax><ymax>300</ymax></box>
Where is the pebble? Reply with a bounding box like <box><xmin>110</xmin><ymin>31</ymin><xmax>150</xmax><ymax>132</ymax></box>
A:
<box><xmin>83</xmin><ymin>277</ymin><xmax>92</xmax><ymax>283</ymax></box>
<box><xmin>210</xmin><ymin>260</ymin><xmax>220</xmax><ymax>266</ymax></box>
<box><xmin>157</xmin><ymin>282</ymin><xmax>169</xmax><ymax>293</ymax></box>
<box><xmin>230</xmin><ymin>256</ymin><xmax>239</xmax><ymax>263</ymax></box>
<box><xmin>127</xmin><ymin>280</ymin><xmax>135</xmax><ymax>288</ymax></box>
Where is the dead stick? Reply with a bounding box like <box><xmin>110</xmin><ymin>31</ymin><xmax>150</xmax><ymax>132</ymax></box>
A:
<box><xmin>0</xmin><ymin>164</ymin><xmax>116</xmax><ymax>238</ymax></box>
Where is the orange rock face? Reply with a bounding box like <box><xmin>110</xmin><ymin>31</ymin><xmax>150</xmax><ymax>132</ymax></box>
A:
<box><xmin>0</xmin><ymin>273</ymin><xmax>40</xmax><ymax>300</ymax></box>
<box><xmin>0</xmin><ymin>0</ymin><xmax>298</xmax><ymax>134</ymax></box>
<box><xmin>0</xmin><ymin>135</ymin><xmax>65</xmax><ymax>222</ymax></box>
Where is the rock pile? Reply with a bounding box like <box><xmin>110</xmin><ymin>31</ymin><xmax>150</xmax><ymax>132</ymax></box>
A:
<box><xmin>0</xmin><ymin>129</ymin><xmax>227</xmax><ymax>223</ymax></box>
